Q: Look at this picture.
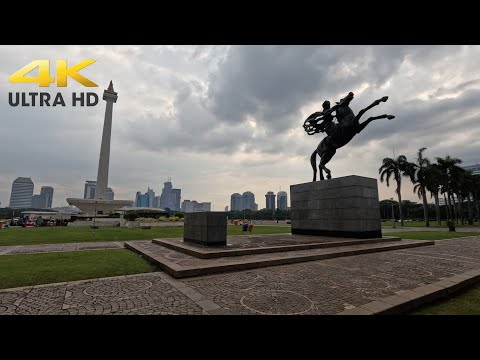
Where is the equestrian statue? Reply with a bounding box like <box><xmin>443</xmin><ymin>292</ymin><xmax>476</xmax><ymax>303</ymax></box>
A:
<box><xmin>303</xmin><ymin>92</ymin><xmax>395</xmax><ymax>181</ymax></box>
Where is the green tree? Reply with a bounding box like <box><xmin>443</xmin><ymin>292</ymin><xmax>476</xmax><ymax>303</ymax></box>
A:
<box><xmin>410</xmin><ymin>147</ymin><xmax>431</xmax><ymax>227</ymax></box>
<box><xmin>379</xmin><ymin>155</ymin><xmax>411</xmax><ymax>226</ymax></box>
<box><xmin>424</xmin><ymin>163</ymin><xmax>443</xmax><ymax>225</ymax></box>
<box><xmin>460</xmin><ymin>172</ymin><xmax>476</xmax><ymax>224</ymax></box>
<box><xmin>436</xmin><ymin>155</ymin><xmax>464</xmax><ymax>224</ymax></box>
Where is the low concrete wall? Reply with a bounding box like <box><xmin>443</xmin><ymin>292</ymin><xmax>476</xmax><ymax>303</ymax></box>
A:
<box><xmin>68</xmin><ymin>218</ymin><xmax>125</xmax><ymax>227</ymax></box>
<box><xmin>125</xmin><ymin>221</ymin><xmax>184</xmax><ymax>228</ymax></box>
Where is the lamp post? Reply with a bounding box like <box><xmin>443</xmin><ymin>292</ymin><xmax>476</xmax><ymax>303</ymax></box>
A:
<box><xmin>93</xmin><ymin>200</ymin><xmax>97</xmax><ymax>229</ymax></box>
<box><xmin>390</xmin><ymin>198</ymin><xmax>396</xmax><ymax>228</ymax></box>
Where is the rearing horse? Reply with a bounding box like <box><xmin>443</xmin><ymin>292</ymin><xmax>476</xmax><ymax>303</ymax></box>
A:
<box><xmin>306</xmin><ymin>92</ymin><xmax>395</xmax><ymax>181</ymax></box>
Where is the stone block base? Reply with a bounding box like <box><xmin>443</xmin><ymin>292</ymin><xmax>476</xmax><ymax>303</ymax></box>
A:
<box><xmin>184</xmin><ymin>212</ymin><xmax>227</xmax><ymax>246</ymax></box>
<box><xmin>290</xmin><ymin>175</ymin><xmax>381</xmax><ymax>238</ymax></box>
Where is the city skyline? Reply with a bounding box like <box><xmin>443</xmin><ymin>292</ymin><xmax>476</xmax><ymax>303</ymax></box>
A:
<box><xmin>1</xmin><ymin>46</ymin><xmax>480</xmax><ymax>210</ymax></box>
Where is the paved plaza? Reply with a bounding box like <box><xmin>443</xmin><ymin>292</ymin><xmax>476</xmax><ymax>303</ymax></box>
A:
<box><xmin>2</xmin><ymin>235</ymin><xmax>480</xmax><ymax>315</ymax></box>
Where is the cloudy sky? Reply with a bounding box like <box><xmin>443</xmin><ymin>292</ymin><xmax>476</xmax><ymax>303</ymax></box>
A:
<box><xmin>0</xmin><ymin>45</ymin><xmax>479</xmax><ymax>210</ymax></box>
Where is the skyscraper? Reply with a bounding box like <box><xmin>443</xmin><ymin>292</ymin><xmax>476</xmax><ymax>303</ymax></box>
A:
<box><xmin>172</xmin><ymin>189</ymin><xmax>181</xmax><ymax>211</ymax></box>
<box><xmin>9</xmin><ymin>177</ymin><xmax>34</xmax><ymax>208</ymax></box>
<box><xmin>230</xmin><ymin>193</ymin><xmax>243</xmax><ymax>211</ymax></box>
<box><xmin>31</xmin><ymin>194</ymin><xmax>47</xmax><ymax>208</ymax></box>
<box><xmin>83</xmin><ymin>181</ymin><xmax>114</xmax><ymax>200</ymax></box>
<box><xmin>84</xmin><ymin>180</ymin><xmax>96</xmax><ymax>199</ymax></box>
<box><xmin>265</xmin><ymin>191</ymin><xmax>276</xmax><ymax>210</ymax></box>
<box><xmin>462</xmin><ymin>163</ymin><xmax>480</xmax><ymax>176</ymax></box>
<box><xmin>40</xmin><ymin>186</ymin><xmax>54</xmax><ymax>208</ymax></box>
<box><xmin>152</xmin><ymin>195</ymin><xmax>161</xmax><ymax>208</ymax></box>
<box><xmin>160</xmin><ymin>180</ymin><xmax>181</xmax><ymax>211</ymax></box>
<box><xmin>277</xmin><ymin>191</ymin><xmax>288</xmax><ymax>210</ymax></box>
<box><xmin>147</xmin><ymin>187</ymin><xmax>155</xmax><ymax>208</ymax></box>
<box><xmin>242</xmin><ymin>191</ymin><xmax>256</xmax><ymax>211</ymax></box>
<box><xmin>105</xmin><ymin>188</ymin><xmax>114</xmax><ymax>200</ymax></box>
<box><xmin>181</xmin><ymin>200</ymin><xmax>211</xmax><ymax>213</ymax></box>
<box><xmin>135</xmin><ymin>191</ymin><xmax>149</xmax><ymax>207</ymax></box>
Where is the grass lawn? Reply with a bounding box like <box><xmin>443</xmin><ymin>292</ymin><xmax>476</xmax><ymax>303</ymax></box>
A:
<box><xmin>411</xmin><ymin>283</ymin><xmax>480</xmax><ymax>315</ymax></box>
<box><xmin>0</xmin><ymin>225</ymin><xmax>291</xmax><ymax>246</ymax></box>
<box><xmin>383</xmin><ymin>231</ymin><xmax>480</xmax><ymax>240</ymax></box>
<box><xmin>382</xmin><ymin>220</ymin><xmax>480</xmax><ymax>228</ymax></box>
<box><xmin>0</xmin><ymin>249</ymin><xmax>156</xmax><ymax>289</ymax></box>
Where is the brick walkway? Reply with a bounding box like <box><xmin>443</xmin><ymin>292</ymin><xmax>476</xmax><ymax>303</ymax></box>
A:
<box><xmin>2</xmin><ymin>235</ymin><xmax>480</xmax><ymax>315</ymax></box>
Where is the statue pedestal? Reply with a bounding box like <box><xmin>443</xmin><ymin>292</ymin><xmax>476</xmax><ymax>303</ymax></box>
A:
<box><xmin>184</xmin><ymin>212</ymin><xmax>227</xmax><ymax>246</ymax></box>
<box><xmin>290</xmin><ymin>175</ymin><xmax>382</xmax><ymax>238</ymax></box>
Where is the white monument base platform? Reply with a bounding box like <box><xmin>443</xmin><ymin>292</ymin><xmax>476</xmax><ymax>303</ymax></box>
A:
<box><xmin>66</xmin><ymin>198</ymin><xmax>133</xmax><ymax>216</ymax></box>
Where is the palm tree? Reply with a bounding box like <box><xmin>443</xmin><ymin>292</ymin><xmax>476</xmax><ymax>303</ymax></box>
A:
<box><xmin>408</xmin><ymin>148</ymin><xmax>431</xmax><ymax>226</ymax></box>
<box><xmin>425</xmin><ymin>163</ymin><xmax>443</xmax><ymax>225</ymax></box>
<box><xmin>436</xmin><ymin>155</ymin><xmax>463</xmax><ymax>223</ymax></box>
<box><xmin>471</xmin><ymin>174</ymin><xmax>480</xmax><ymax>221</ymax></box>
<box><xmin>461</xmin><ymin>171</ymin><xmax>476</xmax><ymax>224</ymax></box>
<box><xmin>379</xmin><ymin>155</ymin><xmax>411</xmax><ymax>226</ymax></box>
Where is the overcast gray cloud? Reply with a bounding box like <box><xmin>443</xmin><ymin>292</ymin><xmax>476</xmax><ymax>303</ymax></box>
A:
<box><xmin>1</xmin><ymin>45</ymin><xmax>479</xmax><ymax>210</ymax></box>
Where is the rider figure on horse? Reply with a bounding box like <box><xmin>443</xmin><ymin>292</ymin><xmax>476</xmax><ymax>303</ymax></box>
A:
<box><xmin>316</xmin><ymin>100</ymin><xmax>336</xmax><ymax>136</ymax></box>
<box><xmin>314</xmin><ymin>92</ymin><xmax>355</xmax><ymax>138</ymax></box>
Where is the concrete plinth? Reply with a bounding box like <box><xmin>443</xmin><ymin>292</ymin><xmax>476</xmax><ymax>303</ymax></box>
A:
<box><xmin>184</xmin><ymin>212</ymin><xmax>227</xmax><ymax>246</ymax></box>
<box><xmin>290</xmin><ymin>175</ymin><xmax>382</xmax><ymax>238</ymax></box>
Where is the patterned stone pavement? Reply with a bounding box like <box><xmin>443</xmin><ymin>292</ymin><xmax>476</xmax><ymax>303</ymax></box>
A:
<box><xmin>2</xmin><ymin>236</ymin><xmax>480</xmax><ymax>315</ymax></box>
<box><xmin>129</xmin><ymin>240</ymin><xmax>426</xmax><ymax>268</ymax></box>
<box><xmin>166</xmin><ymin>233</ymin><xmax>349</xmax><ymax>250</ymax></box>
<box><xmin>0</xmin><ymin>241</ymin><xmax>125</xmax><ymax>255</ymax></box>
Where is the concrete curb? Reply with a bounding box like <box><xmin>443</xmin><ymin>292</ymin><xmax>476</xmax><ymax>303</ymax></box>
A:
<box><xmin>337</xmin><ymin>268</ymin><xmax>480</xmax><ymax>315</ymax></box>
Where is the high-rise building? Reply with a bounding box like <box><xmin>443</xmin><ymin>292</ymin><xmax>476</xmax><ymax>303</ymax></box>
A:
<box><xmin>225</xmin><ymin>206</ymin><xmax>228</xmax><ymax>212</ymax></box>
<box><xmin>277</xmin><ymin>191</ymin><xmax>288</xmax><ymax>210</ymax></box>
<box><xmin>31</xmin><ymin>194</ymin><xmax>47</xmax><ymax>208</ymax></box>
<box><xmin>9</xmin><ymin>177</ymin><xmax>34</xmax><ymax>208</ymax></box>
<box><xmin>242</xmin><ymin>191</ymin><xmax>256</xmax><ymax>211</ymax></box>
<box><xmin>40</xmin><ymin>186</ymin><xmax>54</xmax><ymax>208</ymax></box>
<box><xmin>135</xmin><ymin>191</ymin><xmax>150</xmax><ymax>207</ymax></box>
<box><xmin>105</xmin><ymin>187</ymin><xmax>114</xmax><ymax>200</ymax></box>
<box><xmin>147</xmin><ymin>187</ymin><xmax>155</xmax><ymax>208</ymax></box>
<box><xmin>159</xmin><ymin>180</ymin><xmax>181</xmax><ymax>211</ymax></box>
<box><xmin>172</xmin><ymin>189</ymin><xmax>181</xmax><ymax>211</ymax></box>
<box><xmin>84</xmin><ymin>180</ymin><xmax>113</xmax><ymax>200</ymax></box>
<box><xmin>265</xmin><ymin>191</ymin><xmax>276</xmax><ymax>210</ymax></box>
<box><xmin>181</xmin><ymin>200</ymin><xmax>212</xmax><ymax>213</ymax></box>
<box><xmin>462</xmin><ymin>164</ymin><xmax>480</xmax><ymax>176</ymax></box>
<box><xmin>84</xmin><ymin>180</ymin><xmax>96</xmax><ymax>199</ymax></box>
<box><xmin>230</xmin><ymin>193</ymin><xmax>243</xmax><ymax>211</ymax></box>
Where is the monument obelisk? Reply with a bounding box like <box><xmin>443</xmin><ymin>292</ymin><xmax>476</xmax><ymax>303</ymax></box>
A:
<box><xmin>95</xmin><ymin>81</ymin><xmax>117</xmax><ymax>200</ymax></box>
<box><xmin>66</xmin><ymin>82</ymin><xmax>133</xmax><ymax>217</ymax></box>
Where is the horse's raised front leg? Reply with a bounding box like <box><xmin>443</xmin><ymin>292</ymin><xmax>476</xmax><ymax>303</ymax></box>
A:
<box><xmin>355</xmin><ymin>96</ymin><xmax>389</xmax><ymax>122</ymax></box>
<box><xmin>357</xmin><ymin>114</ymin><xmax>395</xmax><ymax>133</ymax></box>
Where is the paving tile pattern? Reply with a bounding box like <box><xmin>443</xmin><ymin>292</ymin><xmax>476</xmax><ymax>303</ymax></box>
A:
<box><xmin>1</xmin><ymin>236</ymin><xmax>480</xmax><ymax>315</ymax></box>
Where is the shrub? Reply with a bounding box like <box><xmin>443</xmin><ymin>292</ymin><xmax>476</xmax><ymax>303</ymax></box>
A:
<box><xmin>124</xmin><ymin>212</ymin><xmax>140</xmax><ymax>221</ymax></box>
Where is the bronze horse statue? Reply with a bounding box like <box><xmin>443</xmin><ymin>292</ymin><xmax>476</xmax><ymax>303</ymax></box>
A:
<box><xmin>304</xmin><ymin>92</ymin><xmax>395</xmax><ymax>181</ymax></box>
